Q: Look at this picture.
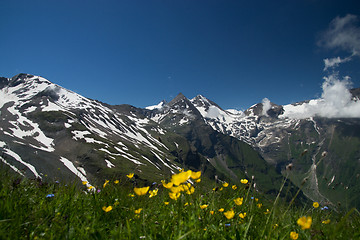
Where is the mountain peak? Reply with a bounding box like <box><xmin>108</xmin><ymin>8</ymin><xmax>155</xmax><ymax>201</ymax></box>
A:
<box><xmin>191</xmin><ymin>94</ymin><xmax>223</xmax><ymax>111</ymax></box>
<box><xmin>11</xmin><ymin>73</ymin><xmax>35</xmax><ymax>81</ymax></box>
<box><xmin>168</xmin><ymin>93</ymin><xmax>188</xmax><ymax>106</ymax></box>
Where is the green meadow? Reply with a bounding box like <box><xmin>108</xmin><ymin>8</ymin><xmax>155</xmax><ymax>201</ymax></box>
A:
<box><xmin>0</xmin><ymin>168</ymin><xmax>359</xmax><ymax>239</ymax></box>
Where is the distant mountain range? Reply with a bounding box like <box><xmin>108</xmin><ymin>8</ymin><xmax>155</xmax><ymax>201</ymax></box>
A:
<box><xmin>1</xmin><ymin>74</ymin><xmax>360</xmax><ymax>209</ymax></box>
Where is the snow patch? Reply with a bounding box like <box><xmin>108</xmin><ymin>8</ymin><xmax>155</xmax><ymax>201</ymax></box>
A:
<box><xmin>105</xmin><ymin>159</ymin><xmax>115</xmax><ymax>168</ymax></box>
<box><xmin>59</xmin><ymin>157</ymin><xmax>93</xmax><ymax>188</ymax></box>
<box><xmin>3</xmin><ymin>148</ymin><xmax>41</xmax><ymax>178</ymax></box>
<box><xmin>146</xmin><ymin>101</ymin><xmax>165</xmax><ymax>110</ymax></box>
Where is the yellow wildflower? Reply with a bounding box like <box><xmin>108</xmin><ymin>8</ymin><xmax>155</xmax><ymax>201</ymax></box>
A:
<box><xmin>169</xmin><ymin>192</ymin><xmax>181</xmax><ymax>200</ymax></box>
<box><xmin>171</xmin><ymin>170</ymin><xmax>192</xmax><ymax>185</ymax></box>
<box><xmin>184</xmin><ymin>202</ymin><xmax>189</xmax><ymax>206</ymax></box>
<box><xmin>224</xmin><ymin>209</ymin><xmax>235</xmax><ymax>219</ymax></box>
<box><xmin>290</xmin><ymin>231</ymin><xmax>298</xmax><ymax>240</ymax></box>
<box><xmin>149</xmin><ymin>189</ymin><xmax>158</xmax><ymax>198</ymax></box>
<box><xmin>87</xmin><ymin>186</ymin><xmax>94</xmax><ymax>190</ymax></box>
<box><xmin>128</xmin><ymin>193</ymin><xmax>135</xmax><ymax>197</ymax></box>
<box><xmin>219</xmin><ymin>187</ymin><xmax>223</xmax><ymax>191</ymax></box>
<box><xmin>322</xmin><ymin>219</ymin><xmax>331</xmax><ymax>224</ymax></box>
<box><xmin>180</xmin><ymin>183</ymin><xmax>189</xmax><ymax>192</ymax></box>
<box><xmin>257</xmin><ymin>203</ymin><xmax>262</xmax><ymax>208</ymax></box>
<box><xmin>239</xmin><ymin>212</ymin><xmax>246</xmax><ymax>219</ymax></box>
<box><xmin>232</xmin><ymin>185</ymin><xmax>237</xmax><ymax>190</ymax></box>
<box><xmin>218</xmin><ymin>208</ymin><xmax>225</xmax><ymax>212</ymax></box>
<box><xmin>297</xmin><ymin>216</ymin><xmax>312</xmax><ymax>230</ymax></box>
<box><xmin>134</xmin><ymin>186</ymin><xmax>150</xmax><ymax>196</ymax></box>
<box><xmin>210</xmin><ymin>211</ymin><xmax>214</xmax><ymax>215</ymax></box>
<box><xmin>223</xmin><ymin>182</ymin><xmax>229</xmax><ymax>187</ymax></box>
<box><xmin>82</xmin><ymin>181</ymin><xmax>88</xmax><ymax>185</ymax></box>
<box><xmin>195</xmin><ymin>178</ymin><xmax>201</xmax><ymax>183</ymax></box>
<box><xmin>313</xmin><ymin>202</ymin><xmax>319</xmax><ymax>208</ymax></box>
<box><xmin>164</xmin><ymin>202</ymin><xmax>169</xmax><ymax>205</ymax></box>
<box><xmin>264</xmin><ymin>209</ymin><xmax>270</xmax><ymax>214</ymax></box>
<box><xmin>127</xmin><ymin>173</ymin><xmax>134</xmax><ymax>179</ymax></box>
<box><xmin>185</xmin><ymin>186</ymin><xmax>195</xmax><ymax>195</ymax></box>
<box><xmin>161</xmin><ymin>180</ymin><xmax>174</xmax><ymax>189</ymax></box>
<box><xmin>103</xmin><ymin>180</ymin><xmax>109</xmax><ymax>188</ymax></box>
<box><xmin>134</xmin><ymin>208</ymin><xmax>142</xmax><ymax>214</ymax></box>
<box><xmin>234</xmin><ymin>197</ymin><xmax>243</xmax><ymax>206</ymax></box>
<box><xmin>170</xmin><ymin>186</ymin><xmax>182</xmax><ymax>194</ymax></box>
<box><xmin>102</xmin><ymin>206</ymin><xmax>113</xmax><ymax>212</ymax></box>
<box><xmin>190</xmin><ymin>171</ymin><xmax>201</xmax><ymax>180</ymax></box>
<box><xmin>114</xmin><ymin>180</ymin><xmax>119</xmax><ymax>184</ymax></box>
<box><xmin>255</xmin><ymin>198</ymin><xmax>259</xmax><ymax>202</ymax></box>
<box><xmin>240</xmin><ymin>179</ymin><xmax>248</xmax><ymax>184</ymax></box>
<box><xmin>200</xmin><ymin>204</ymin><xmax>208</xmax><ymax>209</ymax></box>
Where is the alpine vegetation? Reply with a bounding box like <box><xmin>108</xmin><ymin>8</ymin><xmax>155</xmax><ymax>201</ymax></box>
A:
<box><xmin>0</xmin><ymin>168</ymin><xmax>359</xmax><ymax>239</ymax></box>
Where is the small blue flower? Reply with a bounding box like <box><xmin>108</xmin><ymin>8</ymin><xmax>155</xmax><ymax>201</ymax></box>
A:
<box><xmin>46</xmin><ymin>194</ymin><xmax>55</xmax><ymax>198</ymax></box>
<box><xmin>321</xmin><ymin>206</ymin><xmax>329</xmax><ymax>210</ymax></box>
<box><xmin>225</xmin><ymin>223</ymin><xmax>231</xmax><ymax>227</ymax></box>
<box><xmin>251</xmin><ymin>197</ymin><xmax>254</xmax><ymax>199</ymax></box>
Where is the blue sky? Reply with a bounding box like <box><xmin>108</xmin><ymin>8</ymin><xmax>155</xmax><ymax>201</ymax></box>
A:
<box><xmin>1</xmin><ymin>0</ymin><xmax>360</xmax><ymax>110</ymax></box>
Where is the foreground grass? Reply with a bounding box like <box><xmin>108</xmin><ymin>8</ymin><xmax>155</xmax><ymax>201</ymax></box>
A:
<box><xmin>0</xmin><ymin>170</ymin><xmax>359</xmax><ymax>239</ymax></box>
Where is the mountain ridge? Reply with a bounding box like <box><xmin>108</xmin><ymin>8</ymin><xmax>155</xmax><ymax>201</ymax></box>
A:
<box><xmin>1</xmin><ymin>74</ymin><xmax>360</xmax><ymax>209</ymax></box>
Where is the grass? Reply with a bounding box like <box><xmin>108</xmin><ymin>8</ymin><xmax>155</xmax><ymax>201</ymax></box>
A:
<box><xmin>0</xmin><ymin>168</ymin><xmax>359</xmax><ymax>239</ymax></box>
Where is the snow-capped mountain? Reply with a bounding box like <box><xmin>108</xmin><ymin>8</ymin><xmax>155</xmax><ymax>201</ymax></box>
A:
<box><xmin>1</xmin><ymin>73</ymin><xmax>360</xmax><ymax>209</ymax></box>
<box><xmin>148</xmin><ymin>92</ymin><xmax>360</xmax><ymax>210</ymax></box>
<box><xmin>0</xmin><ymin>74</ymin><xmax>282</xmax><ymax>196</ymax></box>
<box><xmin>0</xmin><ymin>74</ymin><xmax>199</xmax><ymax>188</ymax></box>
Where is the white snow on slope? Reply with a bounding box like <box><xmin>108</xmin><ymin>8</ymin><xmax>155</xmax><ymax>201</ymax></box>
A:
<box><xmin>146</xmin><ymin>101</ymin><xmax>165</xmax><ymax>110</ymax></box>
<box><xmin>105</xmin><ymin>159</ymin><xmax>115</xmax><ymax>168</ymax></box>
<box><xmin>3</xmin><ymin>148</ymin><xmax>41</xmax><ymax>178</ymax></box>
<box><xmin>6</xmin><ymin>105</ymin><xmax>55</xmax><ymax>152</ymax></box>
<box><xmin>0</xmin><ymin>76</ymin><xmax>51</xmax><ymax>108</ymax></box>
<box><xmin>0</xmin><ymin>156</ymin><xmax>25</xmax><ymax>176</ymax></box>
<box><xmin>59</xmin><ymin>157</ymin><xmax>93</xmax><ymax>188</ymax></box>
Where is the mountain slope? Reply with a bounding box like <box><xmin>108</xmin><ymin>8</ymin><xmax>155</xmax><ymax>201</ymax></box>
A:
<box><xmin>0</xmin><ymin>74</ymin><xmax>191</xmax><ymax>187</ymax></box>
<box><xmin>1</xmin><ymin>73</ymin><xmax>359</xmax><ymax>209</ymax></box>
<box><xmin>0</xmin><ymin>74</ymin><xmax>283</xmax><ymax>196</ymax></box>
<box><xmin>157</xmin><ymin>93</ymin><xmax>360</xmax><ymax>209</ymax></box>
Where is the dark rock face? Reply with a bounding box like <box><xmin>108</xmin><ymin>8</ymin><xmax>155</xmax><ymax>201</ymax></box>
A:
<box><xmin>267</xmin><ymin>104</ymin><xmax>284</xmax><ymax>118</ymax></box>
<box><xmin>0</xmin><ymin>77</ymin><xmax>8</xmax><ymax>89</ymax></box>
<box><xmin>350</xmin><ymin>88</ymin><xmax>360</xmax><ymax>99</ymax></box>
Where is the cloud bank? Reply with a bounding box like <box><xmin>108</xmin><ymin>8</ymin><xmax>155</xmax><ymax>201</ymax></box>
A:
<box><xmin>280</xmin><ymin>15</ymin><xmax>360</xmax><ymax>119</ymax></box>
<box><xmin>281</xmin><ymin>74</ymin><xmax>360</xmax><ymax>119</ymax></box>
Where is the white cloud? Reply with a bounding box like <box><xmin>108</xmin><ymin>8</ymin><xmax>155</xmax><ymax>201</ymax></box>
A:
<box><xmin>262</xmin><ymin>98</ymin><xmax>271</xmax><ymax>116</ymax></box>
<box><xmin>280</xmin><ymin>73</ymin><xmax>360</xmax><ymax>119</ymax></box>
<box><xmin>279</xmin><ymin>14</ymin><xmax>360</xmax><ymax>119</ymax></box>
<box><xmin>318</xmin><ymin>14</ymin><xmax>360</xmax><ymax>55</ymax></box>
<box><xmin>323</xmin><ymin>56</ymin><xmax>351</xmax><ymax>71</ymax></box>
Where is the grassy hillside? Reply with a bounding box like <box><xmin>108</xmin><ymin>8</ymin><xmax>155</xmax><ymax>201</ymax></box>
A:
<box><xmin>1</xmin><ymin>167</ymin><xmax>359</xmax><ymax>239</ymax></box>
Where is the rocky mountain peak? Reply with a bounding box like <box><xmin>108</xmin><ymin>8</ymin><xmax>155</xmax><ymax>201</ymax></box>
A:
<box><xmin>191</xmin><ymin>94</ymin><xmax>223</xmax><ymax>111</ymax></box>
<box><xmin>244</xmin><ymin>102</ymin><xmax>284</xmax><ymax>118</ymax></box>
<box><xmin>168</xmin><ymin>92</ymin><xmax>187</xmax><ymax>106</ymax></box>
